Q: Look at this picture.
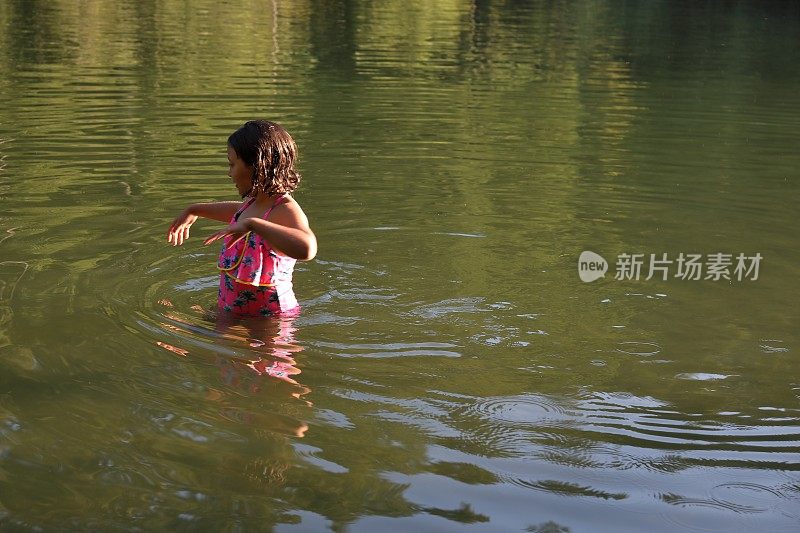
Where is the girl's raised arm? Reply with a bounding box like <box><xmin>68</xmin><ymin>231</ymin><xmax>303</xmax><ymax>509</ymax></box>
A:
<box><xmin>167</xmin><ymin>201</ymin><xmax>241</xmax><ymax>246</ymax></box>
<box><xmin>186</xmin><ymin>201</ymin><xmax>242</xmax><ymax>223</ymax></box>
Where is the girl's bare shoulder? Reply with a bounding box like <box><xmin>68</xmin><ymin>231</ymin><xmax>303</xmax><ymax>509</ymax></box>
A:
<box><xmin>270</xmin><ymin>196</ymin><xmax>311</xmax><ymax>228</ymax></box>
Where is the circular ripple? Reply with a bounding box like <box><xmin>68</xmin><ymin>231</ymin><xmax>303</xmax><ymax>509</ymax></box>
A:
<box><xmin>709</xmin><ymin>482</ymin><xmax>788</xmax><ymax>513</ymax></box>
<box><xmin>469</xmin><ymin>395</ymin><xmax>572</xmax><ymax>426</ymax></box>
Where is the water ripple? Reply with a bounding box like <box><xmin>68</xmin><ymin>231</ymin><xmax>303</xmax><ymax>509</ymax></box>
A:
<box><xmin>467</xmin><ymin>394</ymin><xmax>572</xmax><ymax>426</ymax></box>
<box><xmin>313</xmin><ymin>340</ymin><xmax>461</xmax><ymax>359</ymax></box>
<box><xmin>511</xmin><ymin>478</ymin><xmax>628</xmax><ymax>501</ymax></box>
<box><xmin>616</xmin><ymin>341</ymin><xmax>662</xmax><ymax>357</ymax></box>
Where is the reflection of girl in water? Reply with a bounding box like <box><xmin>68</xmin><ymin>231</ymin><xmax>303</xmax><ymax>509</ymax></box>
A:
<box><xmin>211</xmin><ymin>312</ymin><xmax>309</xmax><ymax>492</ymax></box>
<box><xmin>156</xmin><ymin>307</ymin><xmax>309</xmax><ymax>493</ymax></box>
<box><xmin>157</xmin><ymin>306</ymin><xmax>311</xmax><ymax>437</ymax></box>
<box><xmin>214</xmin><ymin>313</ymin><xmax>311</xmax><ymax>404</ymax></box>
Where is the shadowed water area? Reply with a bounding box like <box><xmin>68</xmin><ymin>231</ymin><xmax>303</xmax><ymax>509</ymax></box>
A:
<box><xmin>1</xmin><ymin>1</ymin><xmax>799</xmax><ymax>530</ymax></box>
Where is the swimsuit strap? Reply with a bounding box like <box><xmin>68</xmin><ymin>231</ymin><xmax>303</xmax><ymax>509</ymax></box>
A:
<box><xmin>262</xmin><ymin>193</ymin><xmax>289</xmax><ymax>220</ymax></box>
<box><xmin>233</xmin><ymin>197</ymin><xmax>257</xmax><ymax>221</ymax></box>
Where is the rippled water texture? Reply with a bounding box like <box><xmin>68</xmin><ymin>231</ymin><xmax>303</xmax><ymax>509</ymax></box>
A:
<box><xmin>1</xmin><ymin>1</ymin><xmax>799</xmax><ymax>531</ymax></box>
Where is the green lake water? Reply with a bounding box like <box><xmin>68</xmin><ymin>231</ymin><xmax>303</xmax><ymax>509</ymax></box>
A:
<box><xmin>1</xmin><ymin>1</ymin><xmax>799</xmax><ymax>530</ymax></box>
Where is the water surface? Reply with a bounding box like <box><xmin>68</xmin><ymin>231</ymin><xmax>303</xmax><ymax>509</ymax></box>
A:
<box><xmin>0</xmin><ymin>1</ymin><xmax>799</xmax><ymax>530</ymax></box>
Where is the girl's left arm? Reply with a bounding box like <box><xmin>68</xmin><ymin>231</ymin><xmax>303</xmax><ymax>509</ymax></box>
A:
<box><xmin>204</xmin><ymin>202</ymin><xmax>317</xmax><ymax>261</ymax></box>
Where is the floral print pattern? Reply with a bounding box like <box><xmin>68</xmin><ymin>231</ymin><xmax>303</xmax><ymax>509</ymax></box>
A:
<box><xmin>218</xmin><ymin>196</ymin><xmax>300</xmax><ymax>316</ymax></box>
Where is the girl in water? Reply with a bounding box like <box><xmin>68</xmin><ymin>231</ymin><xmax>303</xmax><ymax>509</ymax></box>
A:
<box><xmin>167</xmin><ymin>120</ymin><xmax>316</xmax><ymax>317</ymax></box>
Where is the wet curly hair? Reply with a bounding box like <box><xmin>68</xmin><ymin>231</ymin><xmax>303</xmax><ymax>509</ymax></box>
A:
<box><xmin>227</xmin><ymin>120</ymin><xmax>301</xmax><ymax>198</ymax></box>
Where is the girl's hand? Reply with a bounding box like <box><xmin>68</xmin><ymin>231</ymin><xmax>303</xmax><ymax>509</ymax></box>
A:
<box><xmin>203</xmin><ymin>219</ymin><xmax>250</xmax><ymax>248</ymax></box>
<box><xmin>167</xmin><ymin>208</ymin><xmax>199</xmax><ymax>246</ymax></box>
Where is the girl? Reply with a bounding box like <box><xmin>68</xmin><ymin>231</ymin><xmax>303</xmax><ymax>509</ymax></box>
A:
<box><xmin>167</xmin><ymin>120</ymin><xmax>316</xmax><ymax>317</ymax></box>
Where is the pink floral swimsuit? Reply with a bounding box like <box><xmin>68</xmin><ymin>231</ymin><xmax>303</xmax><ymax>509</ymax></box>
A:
<box><xmin>217</xmin><ymin>195</ymin><xmax>300</xmax><ymax>317</ymax></box>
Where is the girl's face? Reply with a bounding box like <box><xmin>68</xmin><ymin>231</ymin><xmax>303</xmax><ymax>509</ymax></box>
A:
<box><xmin>227</xmin><ymin>145</ymin><xmax>253</xmax><ymax>197</ymax></box>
